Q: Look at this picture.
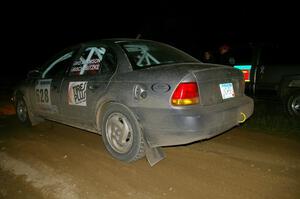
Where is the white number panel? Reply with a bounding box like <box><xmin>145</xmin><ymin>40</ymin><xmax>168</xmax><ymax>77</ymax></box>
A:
<box><xmin>35</xmin><ymin>79</ymin><xmax>52</xmax><ymax>105</ymax></box>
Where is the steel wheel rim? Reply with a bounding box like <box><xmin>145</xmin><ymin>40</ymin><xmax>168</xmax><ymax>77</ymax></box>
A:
<box><xmin>105</xmin><ymin>113</ymin><xmax>133</xmax><ymax>153</ymax></box>
<box><xmin>17</xmin><ymin>100</ymin><xmax>27</xmax><ymax>122</ymax></box>
<box><xmin>291</xmin><ymin>96</ymin><xmax>300</xmax><ymax>115</ymax></box>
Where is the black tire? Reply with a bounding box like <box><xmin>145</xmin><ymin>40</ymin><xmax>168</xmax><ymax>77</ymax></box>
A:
<box><xmin>101</xmin><ymin>103</ymin><xmax>145</xmax><ymax>162</ymax></box>
<box><xmin>16</xmin><ymin>97</ymin><xmax>32</xmax><ymax>126</ymax></box>
<box><xmin>286</xmin><ymin>91</ymin><xmax>300</xmax><ymax>118</ymax></box>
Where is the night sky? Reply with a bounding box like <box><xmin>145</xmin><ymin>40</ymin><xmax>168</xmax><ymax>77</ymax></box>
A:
<box><xmin>1</xmin><ymin>1</ymin><xmax>299</xmax><ymax>87</ymax></box>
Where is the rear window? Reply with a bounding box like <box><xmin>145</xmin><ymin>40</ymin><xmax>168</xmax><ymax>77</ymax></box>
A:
<box><xmin>119</xmin><ymin>41</ymin><xmax>199</xmax><ymax>70</ymax></box>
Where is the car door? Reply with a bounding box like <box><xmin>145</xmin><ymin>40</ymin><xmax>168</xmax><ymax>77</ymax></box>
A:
<box><xmin>255</xmin><ymin>45</ymin><xmax>283</xmax><ymax>99</ymax></box>
<box><xmin>33</xmin><ymin>49</ymin><xmax>77</xmax><ymax>120</ymax></box>
<box><xmin>60</xmin><ymin>44</ymin><xmax>117</xmax><ymax>127</ymax></box>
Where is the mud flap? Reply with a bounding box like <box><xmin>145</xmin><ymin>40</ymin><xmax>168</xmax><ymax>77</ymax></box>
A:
<box><xmin>145</xmin><ymin>141</ymin><xmax>165</xmax><ymax>167</ymax></box>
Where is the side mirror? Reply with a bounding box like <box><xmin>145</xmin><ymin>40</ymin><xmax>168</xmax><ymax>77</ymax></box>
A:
<box><xmin>27</xmin><ymin>69</ymin><xmax>41</xmax><ymax>79</ymax></box>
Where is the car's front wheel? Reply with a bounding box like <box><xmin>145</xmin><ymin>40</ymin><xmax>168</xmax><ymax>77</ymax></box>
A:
<box><xmin>16</xmin><ymin>97</ymin><xmax>32</xmax><ymax>126</ymax></box>
<box><xmin>101</xmin><ymin>103</ymin><xmax>145</xmax><ymax>162</ymax></box>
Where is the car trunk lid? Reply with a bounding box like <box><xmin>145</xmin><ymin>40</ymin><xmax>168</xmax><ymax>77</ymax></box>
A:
<box><xmin>190</xmin><ymin>65</ymin><xmax>244</xmax><ymax>106</ymax></box>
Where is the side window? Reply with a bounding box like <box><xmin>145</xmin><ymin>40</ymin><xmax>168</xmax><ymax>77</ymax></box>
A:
<box><xmin>101</xmin><ymin>49</ymin><xmax>117</xmax><ymax>74</ymax></box>
<box><xmin>43</xmin><ymin>51</ymin><xmax>73</xmax><ymax>78</ymax></box>
<box><xmin>69</xmin><ymin>46</ymin><xmax>116</xmax><ymax>76</ymax></box>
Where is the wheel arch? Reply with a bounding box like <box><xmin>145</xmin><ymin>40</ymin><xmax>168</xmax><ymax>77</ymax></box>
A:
<box><xmin>279</xmin><ymin>75</ymin><xmax>300</xmax><ymax>100</ymax></box>
<box><xmin>14</xmin><ymin>90</ymin><xmax>29</xmax><ymax>107</ymax></box>
<box><xmin>95</xmin><ymin>100</ymin><xmax>115</xmax><ymax>134</ymax></box>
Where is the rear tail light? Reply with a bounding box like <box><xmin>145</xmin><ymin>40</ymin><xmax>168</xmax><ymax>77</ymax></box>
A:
<box><xmin>171</xmin><ymin>82</ymin><xmax>199</xmax><ymax>106</ymax></box>
<box><xmin>233</xmin><ymin>65</ymin><xmax>252</xmax><ymax>82</ymax></box>
<box><xmin>241</xmin><ymin>70</ymin><xmax>250</xmax><ymax>82</ymax></box>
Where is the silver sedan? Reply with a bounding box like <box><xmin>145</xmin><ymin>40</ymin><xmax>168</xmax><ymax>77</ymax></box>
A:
<box><xmin>14</xmin><ymin>39</ymin><xmax>254</xmax><ymax>165</ymax></box>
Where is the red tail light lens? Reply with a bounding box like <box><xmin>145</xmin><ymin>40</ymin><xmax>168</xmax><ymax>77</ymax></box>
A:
<box><xmin>171</xmin><ymin>82</ymin><xmax>199</xmax><ymax>106</ymax></box>
<box><xmin>241</xmin><ymin>70</ymin><xmax>250</xmax><ymax>82</ymax></box>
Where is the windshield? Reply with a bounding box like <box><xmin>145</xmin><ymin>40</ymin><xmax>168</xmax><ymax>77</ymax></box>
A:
<box><xmin>119</xmin><ymin>41</ymin><xmax>199</xmax><ymax>70</ymax></box>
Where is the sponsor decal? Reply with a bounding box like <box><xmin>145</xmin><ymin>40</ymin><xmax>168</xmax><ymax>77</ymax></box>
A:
<box><xmin>35</xmin><ymin>79</ymin><xmax>52</xmax><ymax>105</ymax></box>
<box><xmin>70</xmin><ymin>59</ymin><xmax>100</xmax><ymax>75</ymax></box>
<box><xmin>68</xmin><ymin>81</ymin><xmax>87</xmax><ymax>106</ymax></box>
<box><xmin>71</xmin><ymin>59</ymin><xmax>100</xmax><ymax>72</ymax></box>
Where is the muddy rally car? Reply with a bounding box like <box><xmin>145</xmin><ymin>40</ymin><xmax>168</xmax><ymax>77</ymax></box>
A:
<box><xmin>14</xmin><ymin>39</ymin><xmax>254</xmax><ymax>165</ymax></box>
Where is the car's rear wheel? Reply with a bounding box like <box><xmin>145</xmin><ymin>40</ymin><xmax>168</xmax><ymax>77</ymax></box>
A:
<box><xmin>101</xmin><ymin>103</ymin><xmax>145</xmax><ymax>162</ymax></box>
<box><xmin>16</xmin><ymin>97</ymin><xmax>32</xmax><ymax>126</ymax></box>
<box><xmin>286</xmin><ymin>91</ymin><xmax>300</xmax><ymax>118</ymax></box>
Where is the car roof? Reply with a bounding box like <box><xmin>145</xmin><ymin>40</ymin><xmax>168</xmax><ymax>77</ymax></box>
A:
<box><xmin>103</xmin><ymin>38</ymin><xmax>156</xmax><ymax>42</ymax></box>
<box><xmin>82</xmin><ymin>38</ymin><xmax>163</xmax><ymax>46</ymax></box>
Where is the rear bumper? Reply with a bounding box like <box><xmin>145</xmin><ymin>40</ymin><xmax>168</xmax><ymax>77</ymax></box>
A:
<box><xmin>134</xmin><ymin>96</ymin><xmax>254</xmax><ymax>147</ymax></box>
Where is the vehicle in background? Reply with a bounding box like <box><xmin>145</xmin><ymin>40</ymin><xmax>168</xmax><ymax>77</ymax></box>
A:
<box><xmin>232</xmin><ymin>43</ymin><xmax>300</xmax><ymax>118</ymax></box>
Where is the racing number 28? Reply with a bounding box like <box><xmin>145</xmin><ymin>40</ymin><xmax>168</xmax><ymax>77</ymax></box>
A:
<box><xmin>36</xmin><ymin>88</ymin><xmax>49</xmax><ymax>103</ymax></box>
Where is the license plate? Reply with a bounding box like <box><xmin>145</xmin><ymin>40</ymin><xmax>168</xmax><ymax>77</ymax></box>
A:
<box><xmin>219</xmin><ymin>83</ymin><xmax>235</xmax><ymax>99</ymax></box>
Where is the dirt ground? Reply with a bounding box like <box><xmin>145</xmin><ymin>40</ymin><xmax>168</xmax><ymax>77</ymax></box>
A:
<box><xmin>0</xmin><ymin>116</ymin><xmax>299</xmax><ymax>199</ymax></box>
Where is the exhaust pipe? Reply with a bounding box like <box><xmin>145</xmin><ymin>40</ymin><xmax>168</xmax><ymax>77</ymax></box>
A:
<box><xmin>238</xmin><ymin>112</ymin><xmax>247</xmax><ymax>123</ymax></box>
